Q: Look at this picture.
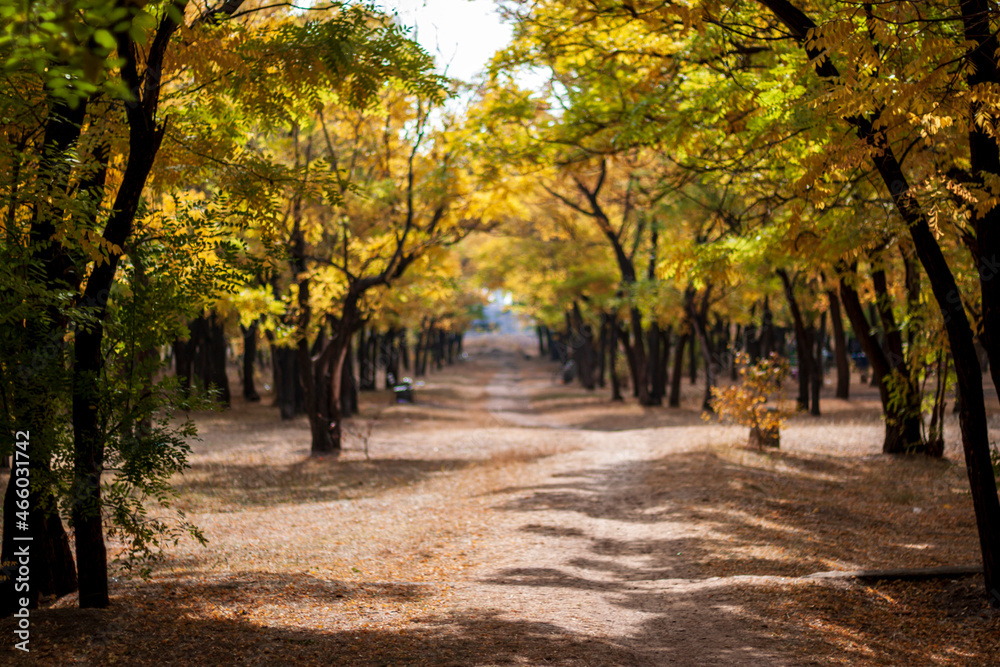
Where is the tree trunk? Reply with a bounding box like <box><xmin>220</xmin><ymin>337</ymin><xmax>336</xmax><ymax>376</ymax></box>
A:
<box><xmin>608</xmin><ymin>313</ymin><xmax>623</xmax><ymax>401</ymax></box>
<box><xmin>827</xmin><ymin>289</ymin><xmax>850</xmax><ymax>399</ymax></box>
<box><xmin>777</xmin><ymin>269</ymin><xmax>820</xmax><ymax>415</ymax></box>
<box><xmin>571</xmin><ymin>302</ymin><xmax>596</xmax><ymax>390</ymax></box>
<box><xmin>241</xmin><ymin>321</ymin><xmax>261</xmax><ymax>401</ymax></box>
<box><xmin>1</xmin><ymin>457</ymin><xmax>78</xmax><ymax>616</ymax></box>
<box><xmin>340</xmin><ymin>332</ymin><xmax>358</xmax><ymax>417</ymax></box>
<box><xmin>359</xmin><ymin>328</ymin><xmax>377</xmax><ymax>390</ymax></box>
<box><xmin>272</xmin><ymin>345</ymin><xmax>299</xmax><ymax>420</ymax></box>
<box><xmin>926</xmin><ymin>351</ymin><xmax>948</xmax><ymax>458</ymax></box>
<box><xmin>871</xmin><ymin>263</ymin><xmax>924</xmax><ymax>452</ymax></box>
<box><xmin>596</xmin><ymin>315</ymin><xmax>608</xmax><ymax>388</ymax></box>
<box><xmin>173</xmin><ymin>335</ymin><xmax>194</xmax><ymax>397</ymax></box>
<box><xmin>839</xmin><ymin>272</ymin><xmax>924</xmax><ymax>453</ymax></box>
<box><xmin>669</xmin><ymin>330</ymin><xmax>689</xmax><ymax>408</ymax></box>
<box><xmin>686</xmin><ymin>286</ymin><xmax>717</xmax><ymax>412</ymax></box>
<box><xmin>688</xmin><ymin>330</ymin><xmax>698</xmax><ymax>385</ymax></box>
<box><xmin>811</xmin><ymin>311</ymin><xmax>826</xmax><ymax>416</ymax></box>
<box><xmin>207</xmin><ymin>310</ymin><xmax>231</xmax><ymax>406</ymax></box>
<box><xmin>386</xmin><ymin>328</ymin><xmax>401</xmax><ymax>387</ymax></box>
<box><xmin>647</xmin><ymin>321</ymin><xmax>663</xmax><ymax>405</ymax></box>
<box><xmin>414</xmin><ymin>322</ymin><xmax>425</xmax><ymax>376</ymax></box>
<box><xmin>730</xmin><ymin>324</ymin><xmax>740</xmax><ymax>381</ymax></box>
<box><xmin>71</xmin><ymin>324</ymin><xmax>110</xmax><ymax>608</ymax></box>
<box><xmin>760</xmin><ymin>297</ymin><xmax>775</xmax><ymax>357</ymax></box>
<box><xmin>400</xmin><ymin>330</ymin><xmax>410</xmax><ymax>372</ymax></box>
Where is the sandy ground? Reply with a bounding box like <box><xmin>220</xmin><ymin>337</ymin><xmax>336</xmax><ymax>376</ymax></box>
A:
<box><xmin>1</xmin><ymin>333</ymin><xmax>998</xmax><ymax>665</ymax></box>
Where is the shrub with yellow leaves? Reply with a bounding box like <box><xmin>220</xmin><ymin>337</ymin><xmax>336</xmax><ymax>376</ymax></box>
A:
<box><xmin>710</xmin><ymin>352</ymin><xmax>791</xmax><ymax>450</ymax></box>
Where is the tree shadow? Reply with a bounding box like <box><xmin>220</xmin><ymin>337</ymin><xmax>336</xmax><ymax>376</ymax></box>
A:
<box><xmin>175</xmin><ymin>457</ymin><xmax>474</xmax><ymax>510</ymax></box>
<box><xmin>491</xmin><ymin>448</ymin><xmax>977</xmax><ymax>579</ymax></box>
<box><xmin>3</xmin><ymin>571</ymin><xmax>807</xmax><ymax>666</ymax></box>
<box><xmin>468</xmin><ymin>445</ymin><xmax>988</xmax><ymax>664</ymax></box>
<box><xmin>4</xmin><ymin>589</ymin><xmax>658</xmax><ymax>666</ymax></box>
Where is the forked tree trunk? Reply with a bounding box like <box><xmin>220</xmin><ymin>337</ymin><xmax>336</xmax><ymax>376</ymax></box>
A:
<box><xmin>686</xmin><ymin>286</ymin><xmax>716</xmax><ymax>412</ymax></box>
<box><xmin>839</xmin><ymin>273</ymin><xmax>924</xmax><ymax>453</ymax></box>
<box><xmin>871</xmin><ymin>264</ymin><xmax>924</xmax><ymax>452</ymax></box>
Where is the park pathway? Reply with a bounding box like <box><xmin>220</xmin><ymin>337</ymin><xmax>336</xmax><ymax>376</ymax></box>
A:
<box><xmin>423</xmin><ymin>343</ymin><xmax>798</xmax><ymax>666</ymax></box>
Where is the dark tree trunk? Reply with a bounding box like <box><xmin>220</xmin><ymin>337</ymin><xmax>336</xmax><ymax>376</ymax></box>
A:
<box><xmin>652</xmin><ymin>326</ymin><xmax>670</xmax><ymax>403</ymax></box>
<box><xmin>811</xmin><ymin>311</ymin><xmax>826</xmax><ymax>416</ymax></box>
<box><xmin>207</xmin><ymin>310</ymin><xmax>230</xmax><ymax>406</ymax></box>
<box><xmin>571</xmin><ymin>302</ymin><xmax>596</xmax><ymax>390</ymax></box>
<box><xmin>871</xmin><ymin>263</ymin><xmax>924</xmax><ymax>452</ymax></box>
<box><xmin>669</xmin><ymin>331</ymin><xmax>689</xmax><ymax>408</ymax></box>
<box><xmin>777</xmin><ymin>269</ymin><xmax>820</xmax><ymax>415</ymax></box>
<box><xmin>760</xmin><ymin>297</ymin><xmax>775</xmax><ymax>357</ymax></box>
<box><xmin>173</xmin><ymin>336</ymin><xmax>194</xmax><ymax>396</ymax></box>
<box><xmin>596</xmin><ymin>315</ymin><xmax>608</xmax><ymax>388</ymax></box>
<box><xmin>797</xmin><ymin>330</ymin><xmax>812</xmax><ymax>412</ymax></box>
<box><xmin>827</xmin><ymin>290</ymin><xmax>850</xmax><ymax>399</ymax></box>
<box><xmin>177</xmin><ymin>314</ymin><xmax>210</xmax><ymax>395</ymax></box>
<box><xmin>68</xmin><ymin>78</ymin><xmax>168</xmax><ymax>608</ymax></box>
<box><xmin>839</xmin><ymin>273</ymin><xmax>924</xmax><ymax>453</ymax></box>
<box><xmin>414</xmin><ymin>323</ymin><xmax>425</xmax><ymax>376</ymax></box>
<box><xmin>272</xmin><ymin>346</ymin><xmax>299</xmax><ymax>420</ymax></box>
<box><xmin>340</xmin><ymin>332</ymin><xmax>358</xmax><ymax>417</ymax></box>
<box><xmin>385</xmin><ymin>329</ymin><xmax>401</xmax><ymax>387</ymax></box>
<box><xmin>688</xmin><ymin>330</ymin><xmax>698</xmax><ymax>385</ymax></box>
<box><xmin>618</xmin><ymin>320</ymin><xmax>638</xmax><ymax>397</ymax></box>
<box><xmin>605</xmin><ymin>313</ymin><xmax>623</xmax><ymax>401</ymax></box>
<box><xmin>537</xmin><ymin>325</ymin><xmax>546</xmax><ymax>357</ymax></box>
<box><xmin>1</xmin><ymin>101</ymin><xmax>89</xmax><ymax>616</ymax></box>
<box><xmin>661</xmin><ymin>328</ymin><xmax>672</xmax><ymax>392</ymax></box>
<box><xmin>358</xmin><ymin>327</ymin><xmax>375</xmax><ymax>390</ymax></box>
<box><xmin>686</xmin><ymin>287</ymin><xmax>717</xmax><ymax>412</ymax></box>
<box><xmin>730</xmin><ymin>324</ymin><xmax>740</xmax><ymax>381</ymax></box>
<box><xmin>71</xmin><ymin>308</ymin><xmax>110</xmax><ymax>609</ymax></box>
<box><xmin>446</xmin><ymin>332</ymin><xmax>456</xmax><ymax>365</ymax></box>
<box><xmin>745</xmin><ymin>324</ymin><xmax>761</xmax><ymax>362</ymax></box>
<box><xmin>241</xmin><ymin>321</ymin><xmax>261</xmax><ymax>401</ymax></box>
<box><xmin>400</xmin><ymin>330</ymin><xmax>410</xmax><ymax>372</ymax></box>
<box><xmin>926</xmin><ymin>352</ymin><xmax>948</xmax><ymax>458</ymax></box>
<box><xmin>435</xmin><ymin>329</ymin><xmax>445</xmax><ymax>370</ymax></box>
<box><xmin>647</xmin><ymin>321</ymin><xmax>663</xmax><ymax>405</ymax></box>
<box><xmin>1</xmin><ymin>458</ymin><xmax>78</xmax><ymax>616</ymax></box>
<box><xmin>420</xmin><ymin>322</ymin><xmax>432</xmax><ymax>376</ymax></box>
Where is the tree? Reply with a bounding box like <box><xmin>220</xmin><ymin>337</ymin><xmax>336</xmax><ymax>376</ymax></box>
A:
<box><xmin>0</xmin><ymin>0</ymin><xmax>451</xmax><ymax>611</ymax></box>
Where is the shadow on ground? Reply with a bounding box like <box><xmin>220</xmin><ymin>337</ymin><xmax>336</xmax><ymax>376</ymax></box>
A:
<box><xmin>492</xmin><ymin>447</ymin><xmax>975</xmax><ymax>579</ymax></box>
<box><xmin>0</xmin><ymin>574</ymin><xmax>794</xmax><ymax>666</ymax></box>
<box><xmin>175</xmin><ymin>458</ymin><xmax>474</xmax><ymax>510</ymax></box>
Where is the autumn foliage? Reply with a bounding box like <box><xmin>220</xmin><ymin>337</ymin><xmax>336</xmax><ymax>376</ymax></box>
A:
<box><xmin>710</xmin><ymin>353</ymin><xmax>790</xmax><ymax>450</ymax></box>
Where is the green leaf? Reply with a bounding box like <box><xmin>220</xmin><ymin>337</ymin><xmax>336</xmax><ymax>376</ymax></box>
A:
<box><xmin>93</xmin><ymin>29</ymin><xmax>117</xmax><ymax>51</ymax></box>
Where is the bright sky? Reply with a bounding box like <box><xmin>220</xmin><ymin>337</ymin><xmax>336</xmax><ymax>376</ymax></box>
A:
<box><xmin>377</xmin><ymin>0</ymin><xmax>514</xmax><ymax>82</ymax></box>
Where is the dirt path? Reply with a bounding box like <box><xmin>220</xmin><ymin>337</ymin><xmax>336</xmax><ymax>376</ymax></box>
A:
<box><xmin>4</xmin><ymin>335</ymin><xmax>997</xmax><ymax>665</ymax></box>
<box><xmin>446</xmin><ymin>350</ymin><xmax>795</xmax><ymax>665</ymax></box>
